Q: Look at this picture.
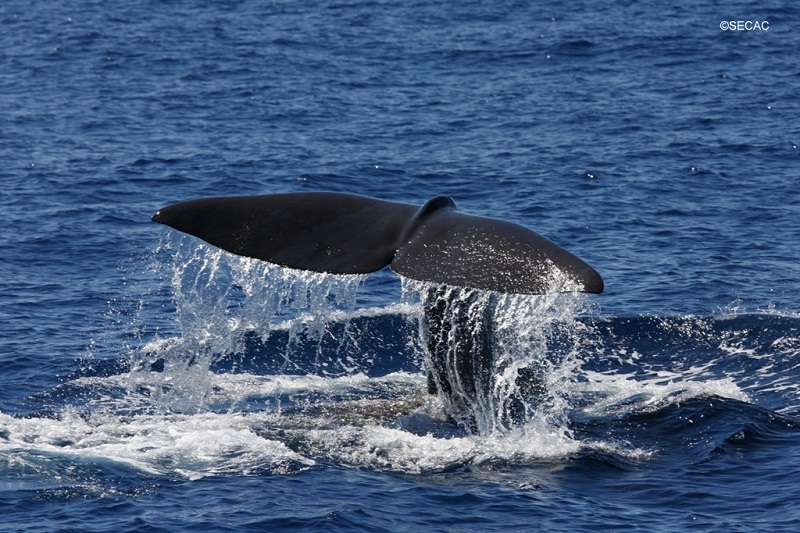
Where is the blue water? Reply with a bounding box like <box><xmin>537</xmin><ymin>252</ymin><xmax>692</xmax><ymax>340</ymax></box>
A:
<box><xmin>2</xmin><ymin>0</ymin><xmax>799</xmax><ymax>530</ymax></box>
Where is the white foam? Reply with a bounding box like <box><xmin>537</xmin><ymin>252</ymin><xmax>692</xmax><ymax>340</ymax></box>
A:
<box><xmin>576</xmin><ymin>369</ymin><xmax>750</xmax><ymax>418</ymax></box>
<box><xmin>0</xmin><ymin>409</ymin><xmax>314</xmax><ymax>480</ymax></box>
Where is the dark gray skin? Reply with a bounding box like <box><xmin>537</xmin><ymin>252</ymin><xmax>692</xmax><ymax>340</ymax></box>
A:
<box><xmin>153</xmin><ymin>192</ymin><xmax>603</xmax><ymax>432</ymax></box>
<box><xmin>152</xmin><ymin>192</ymin><xmax>603</xmax><ymax>295</ymax></box>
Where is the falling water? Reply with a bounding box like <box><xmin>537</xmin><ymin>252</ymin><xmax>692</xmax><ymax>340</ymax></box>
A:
<box><xmin>126</xmin><ymin>236</ymin><xmax>366</xmax><ymax>413</ymax></box>
<box><xmin>125</xmin><ymin>234</ymin><xmax>599</xmax><ymax>444</ymax></box>
<box><xmin>402</xmin><ymin>279</ymin><xmax>597</xmax><ymax>435</ymax></box>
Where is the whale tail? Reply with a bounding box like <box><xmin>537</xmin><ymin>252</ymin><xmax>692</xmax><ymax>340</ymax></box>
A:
<box><xmin>152</xmin><ymin>192</ymin><xmax>603</xmax><ymax>295</ymax></box>
<box><xmin>153</xmin><ymin>191</ymin><xmax>603</xmax><ymax>433</ymax></box>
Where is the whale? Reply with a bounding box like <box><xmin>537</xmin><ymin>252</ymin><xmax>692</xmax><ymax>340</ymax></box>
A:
<box><xmin>153</xmin><ymin>192</ymin><xmax>603</xmax><ymax>431</ymax></box>
<box><xmin>152</xmin><ymin>192</ymin><xmax>603</xmax><ymax>294</ymax></box>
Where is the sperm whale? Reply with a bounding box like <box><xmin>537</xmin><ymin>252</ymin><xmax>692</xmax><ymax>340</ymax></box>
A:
<box><xmin>153</xmin><ymin>192</ymin><xmax>603</xmax><ymax>431</ymax></box>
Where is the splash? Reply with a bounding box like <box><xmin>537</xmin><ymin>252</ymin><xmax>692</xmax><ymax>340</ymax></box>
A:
<box><xmin>69</xmin><ymin>233</ymin><xmax>784</xmax><ymax>478</ymax></box>
<box><xmin>126</xmin><ymin>235</ymin><xmax>599</xmax><ymax>440</ymax></box>
<box><xmin>402</xmin><ymin>278</ymin><xmax>597</xmax><ymax>435</ymax></box>
<box><xmin>126</xmin><ymin>236</ymin><xmax>365</xmax><ymax>413</ymax></box>
<box><xmin>17</xmin><ymin>234</ymin><xmax>787</xmax><ymax>480</ymax></box>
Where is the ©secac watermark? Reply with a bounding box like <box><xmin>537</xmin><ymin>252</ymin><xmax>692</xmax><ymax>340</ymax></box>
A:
<box><xmin>720</xmin><ymin>20</ymin><xmax>769</xmax><ymax>31</ymax></box>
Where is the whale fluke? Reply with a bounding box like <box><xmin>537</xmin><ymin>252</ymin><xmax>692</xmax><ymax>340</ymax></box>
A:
<box><xmin>152</xmin><ymin>192</ymin><xmax>603</xmax><ymax>295</ymax></box>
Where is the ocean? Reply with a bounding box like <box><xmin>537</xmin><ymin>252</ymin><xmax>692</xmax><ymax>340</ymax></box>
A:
<box><xmin>1</xmin><ymin>0</ymin><xmax>799</xmax><ymax>531</ymax></box>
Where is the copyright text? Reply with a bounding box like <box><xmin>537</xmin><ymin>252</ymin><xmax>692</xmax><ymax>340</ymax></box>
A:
<box><xmin>720</xmin><ymin>20</ymin><xmax>769</xmax><ymax>31</ymax></box>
